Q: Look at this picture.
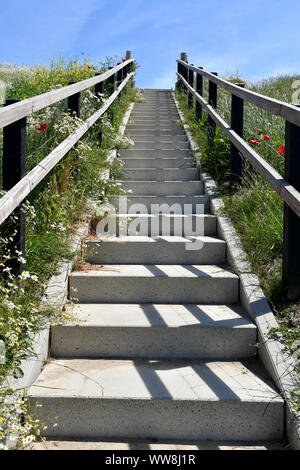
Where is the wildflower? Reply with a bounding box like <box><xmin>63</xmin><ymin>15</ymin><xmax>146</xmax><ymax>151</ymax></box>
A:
<box><xmin>262</xmin><ymin>135</ymin><xmax>271</xmax><ymax>141</ymax></box>
<box><xmin>249</xmin><ymin>139</ymin><xmax>259</xmax><ymax>145</ymax></box>
<box><xmin>31</xmin><ymin>274</ymin><xmax>38</xmax><ymax>282</ymax></box>
<box><xmin>20</xmin><ymin>271</ymin><xmax>30</xmax><ymax>280</ymax></box>
<box><xmin>258</xmin><ymin>130</ymin><xmax>262</xmax><ymax>135</ymax></box>
<box><xmin>278</xmin><ymin>145</ymin><xmax>285</xmax><ymax>155</ymax></box>
<box><xmin>37</xmin><ymin>123</ymin><xmax>49</xmax><ymax>131</ymax></box>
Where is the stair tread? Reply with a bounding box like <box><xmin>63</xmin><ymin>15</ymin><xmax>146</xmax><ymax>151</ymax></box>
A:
<box><xmin>30</xmin><ymin>439</ymin><xmax>285</xmax><ymax>451</ymax></box>
<box><xmin>118</xmin><ymin>180</ymin><xmax>199</xmax><ymax>182</ymax></box>
<box><xmin>71</xmin><ymin>264</ymin><xmax>238</xmax><ymax>279</ymax></box>
<box><xmin>29</xmin><ymin>358</ymin><xmax>282</xmax><ymax>402</ymax></box>
<box><xmin>86</xmin><ymin>235</ymin><xmax>224</xmax><ymax>243</ymax></box>
<box><xmin>59</xmin><ymin>303</ymin><xmax>255</xmax><ymax>329</ymax></box>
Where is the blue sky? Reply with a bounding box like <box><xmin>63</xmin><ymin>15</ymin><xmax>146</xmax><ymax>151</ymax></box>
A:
<box><xmin>1</xmin><ymin>0</ymin><xmax>300</xmax><ymax>88</ymax></box>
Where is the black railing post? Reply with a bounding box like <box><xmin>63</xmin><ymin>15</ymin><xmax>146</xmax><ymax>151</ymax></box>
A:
<box><xmin>98</xmin><ymin>118</ymin><xmax>103</xmax><ymax>147</ymax></box>
<box><xmin>230</xmin><ymin>83</ymin><xmax>245</xmax><ymax>187</ymax></box>
<box><xmin>283</xmin><ymin>104</ymin><xmax>300</xmax><ymax>300</ymax></box>
<box><xmin>195</xmin><ymin>67</ymin><xmax>203</xmax><ymax>121</ymax></box>
<box><xmin>176</xmin><ymin>60</ymin><xmax>182</xmax><ymax>91</ymax></box>
<box><xmin>176</xmin><ymin>61</ymin><xmax>181</xmax><ymax>91</ymax></box>
<box><xmin>68</xmin><ymin>82</ymin><xmax>81</xmax><ymax>117</ymax></box>
<box><xmin>95</xmin><ymin>73</ymin><xmax>104</xmax><ymax>97</ymax></box>
<box><xmin>117</xmin><ymin>64</ymin><xmax>123</xmax><ymax>87</ymax></box>
<box><xmin>208</xmin><ymin>73</ymin><xmax>218</xmax><ymax>139</ymax></box>
<box><xmin>188</xmin><ymin>66</ymin><xmax>194</xmax><ymax>108</ymax></box>
<box><xmin>95</xmin><ymin>74</ymin><xmax>104</xmax><ymax>146</ymax></box>
<box><xmin>108</xmin><ymin>67</ymin><xmax>116</xmax><ymax>93</ymax></box>
<box><xmin>125</xmin><ymin>50</ymin><xmax>132</xmax><ymax>83</ymax></box>
<box><xmin>180</xmin><ymin>53</ymin><xmax>188</xmax><ymax>94</ymax></box>
<box><xmin>3</xmin><ymin>99</ymin><xmax>26</xmax><ymax>276</ymax></box>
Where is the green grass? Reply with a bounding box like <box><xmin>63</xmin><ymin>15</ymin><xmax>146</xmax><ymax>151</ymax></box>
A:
<box><xmin>0</xmin><ymin>57</ymin><xmax>138</xmax><ymax>448</ymax></box>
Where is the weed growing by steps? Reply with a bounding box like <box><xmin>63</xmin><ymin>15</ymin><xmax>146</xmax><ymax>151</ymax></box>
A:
<box><xmin>175</xmin><ymin>76</ymin><xmax>300</xmax><ymax>387</ymax></box>
<box><xmin>0</xmin><ymin>57</ymin><xmax>138</xmax><ymax>448</ymax></box>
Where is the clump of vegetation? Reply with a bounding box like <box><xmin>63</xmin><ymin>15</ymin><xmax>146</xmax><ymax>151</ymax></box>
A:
<box><xmin>0</xmin><ymin>55</ymin><xmax>138</xmax><ymax>448</ymax></box>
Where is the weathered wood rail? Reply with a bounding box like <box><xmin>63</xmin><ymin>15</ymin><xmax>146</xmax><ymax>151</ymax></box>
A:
<box><xmin>0</xmin><ymin>51</ymin><xmax>135</xmax><ymax>275</ymax></box>
<box><xmin>177</xmin><ymin>53</ymin><xmax>300</xmax><ymax>300</ymax></box>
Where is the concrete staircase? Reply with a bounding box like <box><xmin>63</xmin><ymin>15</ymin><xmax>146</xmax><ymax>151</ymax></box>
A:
<box><xmin>28</xmin><ymin>89</ymin><xmax>284</xmax><ymax>444</ymax></box>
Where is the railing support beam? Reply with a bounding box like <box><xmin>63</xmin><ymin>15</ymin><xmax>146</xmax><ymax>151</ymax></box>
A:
<box><xmin>180</xmin><ymin>53</ymin><xmax>188</xmax><ymax>95</ymax></box>
<box><xmin>3</xmin><ymin>99</ymin><xmax>26</xmax><ymax>276</ymax></box>
<box><xmin>188</xmin><ymin>66</ymin><xmax>194</xmax><ymax>108</ymax></box>
<box><xmin>230</xmin><ymin>83</ymin><xmax>245</xmax><ymax>187</ymax></box>
<box><xmin>195</xmin><ymin>67</ymin><xmax>203</xmax><ymax>121</ymax></box>
<box><xmin>95</xmin><ymin>73</ymin><xmax>104</xmax><ymax>97</ymax></box>
<box><xmin>208</xmin><ymin>73</ymin><xmax>218</xmax><ymax>139</ymax></box>
<box><xmin>68</xmin><ymin>82</ymin><xmax>81</xmax><ymax>117</ymax></box>
<box><xmin>283</xmin><ymin>104</ymin><xmax>300</xmax><ymax>300</ymax></box>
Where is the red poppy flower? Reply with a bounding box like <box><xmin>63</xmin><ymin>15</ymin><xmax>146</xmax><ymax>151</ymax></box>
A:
<box><xmin>249</xmin><ymin>139</ymin><xmax>259</xmax><ymax>145</ymax></box>
<box><xmin>278</xmin><ymin>145</ymin><xmax>285</xmax><ymax>155</ymax></box>
<box><xmin>258</xmin><ymin>130</ymin><xmax>263</xmax><ymax>135</ymax></box>
<box><xmin>262</xmin><ymin>135</ymin><xmax>271</xmax><ymax>141</ymax></box>
<box><xmin>37</xmin><ymin>123</ymin><xmax>49</xmax><ymax>131</ymax></box>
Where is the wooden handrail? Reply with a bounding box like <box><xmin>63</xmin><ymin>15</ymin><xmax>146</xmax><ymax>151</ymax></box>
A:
<box><xmin>0</xmin><ymin>59</ymin><xmax>134</xmax><ymax>129</ymax></box>
<box><xmin>0</xmin><ymin>72</ymin><xmax>134</xmax><ymax>225</ymax></box>
<box><xmin>177</xmin><ymin>71</ymin><xmax>300</xmax><ymax>218</ymax></box>
<box><xmin>177</xmin><ymin>59</ymin><xmax>300</xmax><ymax>127</ymax></box>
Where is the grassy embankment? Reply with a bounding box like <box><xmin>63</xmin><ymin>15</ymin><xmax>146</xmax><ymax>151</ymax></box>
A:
<box><xmin>175</xmin><ymin>74</ymin><xmax>300</xmax><ymax>402</ymax></box>
<box><xmin>0</xmin><ymin>56</ymin><xmax>138</xmax><ymax>448</ymax></box>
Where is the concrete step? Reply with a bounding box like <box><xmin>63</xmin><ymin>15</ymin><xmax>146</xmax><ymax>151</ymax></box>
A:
<box><xmin>129</xmin><ymin>119</ymin><xmax>180</xmax><ymax>126</ymax></box>
<box><xmin>85</xmin><ymin>236</ymin><xmax>226</xmax><ymax>264</ymax></box>
<box><xmin>121</xmin><ymin>168</ymin><xmax>199</xmax><ymax>181</ymax></box>
<box><xmin>120</xmin><ymin>157</ymin><xmax>194</xmax><ymax>169</ymax></box>
<box><xmin>133</xmin><ymin>105</ymin><xmax>178</xmax><ymax>110</ymax></box>
<box><xmin>132</xmin><ymin>135</ymin><xmax>187</xmax><ymax>143</ymax></box>
<box><xmin>109</xmin><ymin>195</ymin><xmax>209</xmax><ymax>213</ymax></box>
<box><xmin>132</xmin><ymin>141</ymin><xmax>190</xmax><ymax>150</ymax></box>
<box><xmin>119</xmin><ymin>149</ymin><xmax>191</xmax><ymax>157</ymax></box>
<box><xmin>94</xmin><ymin>213</ymin><xmax>217</xmax><ymax>237</ymax></box>
<box><xmin>31</xmin><ymin>439</ymin><xmax>285</xmax><ymax>451</ymax></box>
<box><xmin>131</xmin><ymin>114</ymin><xmax>179</xmax><ymax>120</ymax></box>
<box><xmin>119</xmin><ymin>180</ymin><xmax>203</xmax><ymax>195</ymax></box>
<box><xmin>51</xmin><ymin>303</ymin><xmax>256</xmax><ymax>359</ymax></box>
<box><xmin>127</xmin><ymin>123</ymin><xmax>183</xmax><ymax>129</ymax></box>
<box><xmin>131</xmin><ymin>110</ymin><xmax>179</xmax><ymax>116</ymax></box>
<box><xmin>28</xmin><ymin>358</ymin><xmax>284</xmax><ymax>440</ymax></box>
<box><xmin>69</xmin><ymin>264</ymin><xmax>239</xmax><ymax>303</ymax></box>
<box><xmin>125</xmin><ymin>129</ymin><xmax>185</xmax><ymax>136</ymax></box>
